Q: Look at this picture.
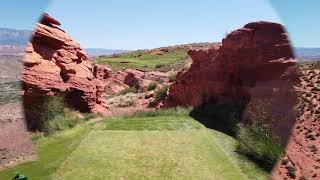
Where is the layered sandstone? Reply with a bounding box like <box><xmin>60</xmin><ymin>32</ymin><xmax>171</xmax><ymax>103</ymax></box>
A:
<box><xmin>22</xmin><ymin>13</ymin><xmax>107</xmax><ymax>128</ymax></box>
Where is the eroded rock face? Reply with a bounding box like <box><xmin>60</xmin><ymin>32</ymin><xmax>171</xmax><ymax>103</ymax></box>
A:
<box><xmin>22</xmin><ymin>13</ymin><xmax>107</xmax><ymax>127</ymax></box>
<box><xmin>164</xmin><ymin>21</ymin><xmax>320</xmax><ymax>179</ymax></box>
<box><xmin>164</xmin><ymin>21</ymin><xmax>298</xmax><ymax>138</ymax></box>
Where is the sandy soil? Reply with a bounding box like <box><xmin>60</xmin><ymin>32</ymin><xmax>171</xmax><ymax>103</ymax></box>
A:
<box><xmin>0</xmin><ymin>101</ymin><xmax>34</xmax><ymax>170</ymax></box>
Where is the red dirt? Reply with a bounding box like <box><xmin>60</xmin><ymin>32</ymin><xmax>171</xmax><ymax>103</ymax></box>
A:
<box><xmin>0</xmin><ymin>102</ymin><xmax>34</xmax><ymax>170</ymax></box>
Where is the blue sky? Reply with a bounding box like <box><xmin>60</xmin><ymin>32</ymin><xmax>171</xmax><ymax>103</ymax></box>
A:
<box><xmin>1</xmin><ymin>0</ymin><xmax>319</xmax><ymax>49</ymax></box>
<box><xmin>270</xmin><ymin>0</ymin><xmax>320</xmax><ymax>48</ymax></box>
<box><xmin>46</xmin><ymin>0</ymin><xmax>281</xmax><ymax>49</ymax></box>
<box><xmin>0</xmin><ymin>0</ymin><xmax>49</xmax><ymax>30</ymax></box>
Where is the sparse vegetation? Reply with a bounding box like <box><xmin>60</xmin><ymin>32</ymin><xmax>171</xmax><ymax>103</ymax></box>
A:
<box><xmin>237</xmin><ymin>121</ymin><xmax>284</xmax><ymax>170</ymax></box>
<box><xmin>118</xmin><ymin>87</ymin><xmax>138</xmax><ymax>95</ymax></box>
<box><xmin>154</xmin><ymin>85</ymin><xmax>169</xmax><ymax>101</ymax></box>
<box><xmin>0</xmin><ymin>81</ymin><xmax>22</xmax><ymax>105</ymax></box>
<box><xmin>169</xmin><ymin>72</ymin><xmax>177</xmax><ymax>82</ymax></box>
<box><xmin>147</xmin><ymin>81</ymin><xmax>158</xmax><ymax>91</ymax></box>
<box><xmin>286</xmin><ymin>165</ymin><xmax>297</xmax><ymax>178</ymax></box>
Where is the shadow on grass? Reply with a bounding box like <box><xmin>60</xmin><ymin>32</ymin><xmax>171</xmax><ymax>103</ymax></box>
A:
<box><xmin>189</xmin><ymin>101</ymin><xmax>283</xmax><ymax>172</ymax></box>
<box><xmin>189</xmin><ymin>102</ymin><xmax>245</xmax><ymax>137</ymax></box>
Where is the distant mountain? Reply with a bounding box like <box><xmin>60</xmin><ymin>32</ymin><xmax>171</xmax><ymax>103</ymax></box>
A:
<box><xmin>1</xmin><ymin>28</ymin><xmax>318</xmax><ymax>61</ymax></box>
<box><xmin>294</xmin><ymin>47</ymin><xmax>320</xmax><ymax>61</ymax></box>
<box><xmin>86</xmin><ymin>48</ymin><xmax>130</xmax><ymax>57</ymax></box>
<box><xmin>0</xmin><ymin>28</ymin><xmax>31</xmax><ymax>46</ymax></box>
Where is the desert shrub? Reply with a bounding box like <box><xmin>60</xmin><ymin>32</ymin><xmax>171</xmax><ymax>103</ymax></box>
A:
<box><xmin>154</xmin><ymin>85</ymin><xmax>169</xmax><ymax>101</ymax></box>
<box><xmin>35</xmin><ymin>96</ymin><xmax>66</xmax><ymax>135</ymax></box>
<box><xmin>155</xmin><ymin>64</ymin><xmax>163</xmax><ymax>68</ymax></box>
<box><xmin>119</xmin><ymin>87</ymin><xmax>138</xmax><ymax>95</ymax></box>
<box><xmin>33</xmin><ymin>96</ymin><xmax>92</xmax><ymax>136</ymax></box>
<box><xmin>147</xmin><ymin>81</ymin><xmax>158</xmax><ymax>91</ymax></box>
<box><xmin>286</xmin><ymin>165</ymin><xmax>297</xmax><ymax>178</ymax></box>
<box><xmin>237</xmin><ymin>121</ymin><xmax>284</xmax><ymax>170</ymax></box>
<box><xmin>306</xmin><ymin>93</ymin><xmax>312</xmax><ymax>97</ymax></box>
<box><xmin>169</xmin><ymin>73</ymin><xmax>177</xmax><ymax>82</ymax></box>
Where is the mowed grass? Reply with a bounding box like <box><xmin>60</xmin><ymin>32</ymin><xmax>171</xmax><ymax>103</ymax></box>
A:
<box><xmin>54</xmin><ymin>130</ymin><xmax>246</xmax><ymax>179</ymax></box>
<box><xmin>0</xmin><ymin>125</ymin><xmax>90</xmax><ymax>180</ymax></box>
<box><xmin>0</xmin><ymin>108</ymin><xmax>268</xmax><ymax>179</ymax></box>
<box><xmin>94</xmin><ymin>49</ymin><xmax>188</xmax><ymax>71</ymax></box>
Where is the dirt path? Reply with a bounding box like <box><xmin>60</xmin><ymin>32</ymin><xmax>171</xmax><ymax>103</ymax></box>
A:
<box><xmin>0</xmin><ymin>101</ymin><xmax>34</xmax><ymax>170</ymax></box>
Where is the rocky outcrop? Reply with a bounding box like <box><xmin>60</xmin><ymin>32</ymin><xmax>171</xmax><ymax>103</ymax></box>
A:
<box><xmin>164</xmin><ymin>21</ymin><xmax>298</xmax><ymax>138</ymax></box>
<box><xmin>22</xmin><ymin>13</ymin><xmax>107</xmax><ymax>128</ymax></box>
<box><xmin>151</xmin><ymin>48</ymin><xmax>169</xmax><ymax>55</ymax></box>
<box><xmin>122</xmin><ymin>69</ymin><xmax>169</xmax><ymax>91</ymax></box>
<box><xmin>95</xmin><ymin>67</ymin><xmax>170</xmax><ymax>95</ymax></box>
<box><xmin>164</xmin><ymin>21</ymin><xmax>318</xmax><ymax>179</ymax></box>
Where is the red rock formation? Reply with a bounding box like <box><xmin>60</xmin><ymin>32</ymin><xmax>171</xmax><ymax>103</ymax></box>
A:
<box><xmin>94</xmin><ymin>66</ymin><xmax>170</xmax><ymax>96</ymax></box>
<box><xmin>151</xmin><ymin>48</ymin><xmax>169</xmax><ymax>55</ymax></box>
<box><xmin>164</xmin><ymin>21</ymin><xmax>298</xmax><ymax>139</ymax></box>
<box><xmin>22</xmin><ymin>14</ymin><xmax>107</xmax><ymax>127</ymax></box>
<box><xmin>164</xmin><ymin>21</ymin><xmax>320</xmax><ymax>179</ymax></box>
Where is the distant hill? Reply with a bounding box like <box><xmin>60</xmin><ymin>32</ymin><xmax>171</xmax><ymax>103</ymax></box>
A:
<box><xmin>86</xmin><ymin>48</ymin><xmax>130</xmax><ymax>57</ymax></box>
<box><xmin>0</xmin><ymin>28</ymin><xmax>31</xmax><ymax>46</ymax></box>
<box><xmin>0</xmin><ymin>28</ymin><xmax>31</xmax><ymax>54</ymax></box>
<box><xmin>294</xmin><ymin>47</ymin><xmax>320</xmax><ymax>61</ymax></box>
<box><xmin>1</xmin><ymin>28</ymin><xmax>320</xmax><ymax>61</ymax></box>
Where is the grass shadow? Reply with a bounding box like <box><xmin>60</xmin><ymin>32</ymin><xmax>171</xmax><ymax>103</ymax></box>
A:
<box><xmin>189</xmin><ymin>102</ymin><xmax>244</xmax><ymax>137</ymax></box>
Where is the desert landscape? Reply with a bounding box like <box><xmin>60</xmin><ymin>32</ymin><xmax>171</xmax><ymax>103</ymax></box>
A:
<box><xmin>0</xmin><ymin>13</ymin><xmax>319</xmax><ymax>180</ymax></box>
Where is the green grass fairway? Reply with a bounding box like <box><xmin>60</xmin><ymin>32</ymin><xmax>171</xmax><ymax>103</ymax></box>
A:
<box><xmin>54</xmin><ymin>130</ymin><xmax>247</xmax><ymax>180</ymax></box>
<box><xmin>94</xmin><ymin>49</ymin><xmax>188</xmax><ymax>71</ymax></box>
<box><xmin>0</xmin><ymin>125</ymin><xmax>90</xmax><ymax>180</ymax></box>
<box><xmin>0</xmin><ymin>109</ymin><xmax>268</xmax><ymax>179</ymax></box>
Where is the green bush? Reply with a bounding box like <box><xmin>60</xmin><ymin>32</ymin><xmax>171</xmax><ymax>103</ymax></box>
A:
<box><xmin>119</xmin><ymin>87</ymin><xmax>138</xmax><ymax>95</ymax></box>
<box><xmin>35</xmin><ymin>96</ymin><xmax>65</xmax><ymax>135</ymax></box>
<box><xmin>33</xmin><ymin>96</ymin><xmax>93</xmax><ymax>136</ymax></box>
<box><xmin>306</xmin><ymin>93</ymin><xmax>312</xmax><ymax>97</ymax></box>
<box><xmin>147</xmin><ymin>81</ymin><xmax>158</xmax><ymax>91</ymax></box>
<box><xmin>237</xmin><ymin>121</ymin><xmax>284</xmax><ymax>170</ymax></box>
<box><xmin>154</xmin><ymin>85</ymin><xmax>169</xmax><ymax>101</ymax></box>
<box><xmin>155</xmin><ymin>64</ymin><xmax>163</xmax><ymax>68</ymax></box>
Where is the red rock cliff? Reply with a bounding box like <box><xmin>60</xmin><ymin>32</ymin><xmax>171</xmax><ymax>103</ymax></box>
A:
<box><xmin>164</xmin><ymin>21</ymin><xmax>310</xmax><ymax>179</ymax></box>
<box><xmin>164</xmin><ymin>21</ymin><xmax>298</xmax><ymax>138</ymax></box>
<box><xmin>22</xmin><ymin>13</ymin><xmax>107</xmax><ymax>127</ymax></box>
